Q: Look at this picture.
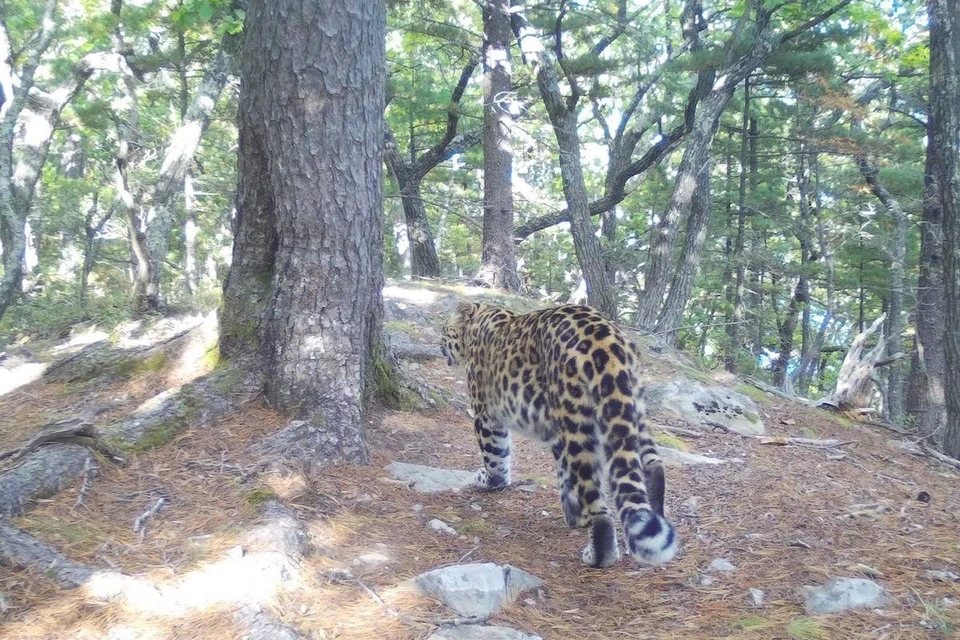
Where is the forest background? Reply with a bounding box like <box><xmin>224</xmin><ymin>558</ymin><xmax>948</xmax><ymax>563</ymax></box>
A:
<box><xmin>0</xmin><ymin>0</ymin><xmax>958</xmax><ymax>458</ymax></box>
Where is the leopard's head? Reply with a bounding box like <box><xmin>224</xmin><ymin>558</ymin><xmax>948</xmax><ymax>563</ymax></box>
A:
<box><xmin>440</xmin><ymin>301</ymin><xmax>478</xmax><ymax>366</ymax></box>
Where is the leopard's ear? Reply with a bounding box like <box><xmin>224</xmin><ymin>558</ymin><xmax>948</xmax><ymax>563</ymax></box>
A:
<box><xmin>456</xmin><ymin>300</ymin><xmax>479</xmax><ymax>320</ymax></box>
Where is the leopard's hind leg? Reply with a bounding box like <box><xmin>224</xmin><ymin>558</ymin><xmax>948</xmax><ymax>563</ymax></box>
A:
<box><xmin>552</xmin><ymin>429</ymin><xmax>620</xmax><ymax>568</ymax></box>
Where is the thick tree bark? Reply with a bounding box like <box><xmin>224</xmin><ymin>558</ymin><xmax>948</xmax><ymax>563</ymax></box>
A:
<box><xmin>478</xmin><ymin>0</ymin><xmax>520</xmax><ymax>290</ymax></box>
<box><xmin>221</xmin><ymin>0</ymin><xmax>386</xmax><ymax>464</ymax></box>
<box><xmin>907</xmin><ymin>127</ymin><xmax>946</xmax><ymax>437</ymax></box>
<box><xmin>928</xmin><ymin>0</ymin><xmax>960</xmax><ymax>458</ymax></box>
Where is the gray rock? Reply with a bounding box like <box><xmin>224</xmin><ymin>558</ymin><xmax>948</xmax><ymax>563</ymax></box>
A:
<box><xmin>748</xmin><ymin>588</ymin><xmax>765</xmax><ymax>607</ymax></box>
<box><xmin>412</xmin><ymin>563</ymin><xmax>543</xmax><ymax>619</ymax></box>
<box><xmin>707</xmin><ymin>558</ymin><xmax>737</xmax><ymax>573</ymax></box>
<box><xmin>352</xmin><ymin>552</ymin><xmax>390</xmax><ymax>567</ymax></box>
<box><xmin>386</xmin><ymin>462</ymin><xmax>476</xmax><ymax>493</ymax></box>
<box><xmin>660</xmin><ymin>447</ymin><xmax>726</xmax><ymax>466</ymax></box>
<box><xmin>428</xmin><ymin>625</ymin><xmax>543</xmax><ymax>640</ymax></box>
<box><xmin>680</xmin><ymin>496</ymin><xmax>700</xmax><ymax>515</ymax></box>
<box><xmin>802</xmin><ymin>577</ymin><xmax>890</xmax><ymax>614</ymax></box>
<box><xmin>925</xmin><ymin>570</ymin><xmax>960</xmax><ymax>583</ymax></box>
<box><xmin>428</xmin><ymin>519</ymin><xmax>458</xmax><ymax>536</ymax></box>
<box><xmin>645</xmin><ymin>380</ymin><xmax>765</xmax><ymax>436</ymax></box>
<box><xmin>504</xmin><ymin>565</ymin><xmax>544</xmax><ymax>601</ymax></box>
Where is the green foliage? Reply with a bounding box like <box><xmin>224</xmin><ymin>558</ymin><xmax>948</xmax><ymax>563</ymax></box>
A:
<box><xmin>786</xmin><ymin>617</ymin><xmax>828</xmax><ymax>640</ymax></box>
<box><xmin>0</xmin><ymin>282</ymin><xmax>131</xmax><ymax>343</ymax></box>
<box><xmin>244</xmin><ymin>487</ymin><xmax>278</xmax><ymax>507</ymax></box>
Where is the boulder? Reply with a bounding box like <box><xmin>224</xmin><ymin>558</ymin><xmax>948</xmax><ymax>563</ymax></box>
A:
<box><xmin>659</xmin><ymin>448</ymin><xmax>726</xmax><ymax>466</ymax></box>
<box><xmin>645</xmin><ymin>380</ymin><xmax>765</xmax><ymax>436</ymax></box>
<box><xmin>428</xmin><ymin>625</ymin><xmax>542</xmax><ymax>640</ymax></box>
<box><xmin>801</xmin><ymin>577</ymin><xmax>889</xmax><ymax>614</ymax></box>
<box><xmin>386</xmin><ymin>462</ymin><xmax>476</xmax><ymax>493</ymax></box>
<box><xmin>411</xmin><ymin>563</ymin><xmax>543</xmax><ymax>619</ymax></box>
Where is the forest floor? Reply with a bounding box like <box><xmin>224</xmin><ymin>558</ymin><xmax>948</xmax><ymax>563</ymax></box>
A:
<box><xmin>0</xmin><ymin>283</ymin><xmax>958</xmax><ymax>640</ymax></box>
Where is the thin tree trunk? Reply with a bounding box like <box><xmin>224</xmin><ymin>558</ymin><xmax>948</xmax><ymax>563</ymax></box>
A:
<box><xmin>139</xmin><ymin>41</ymin><xmax>236</xmax><ymax>310</ymax></box>
<box><xmin>726</xmin><ymin>77</ymin><xmax>751</xmax><ymax>372</ymax></box>
<box><xmin>928</xmin><ymin>0</ymin><xmax>960</xmax><ymax>457</ymax></box>
<box><xmin>383</xmin><ymin>63</ymin><xmax>478</xmax><ymax>280</ymax></box>
<box><xmin>183</xmin><ymin>173</ymin><xmax>198</xmax><ymax>295</ymax></box>
<box><xmin>478</xmin><ymin>0</ymin><xmax>519</xmax><ymax>290</ymax></box>
<box><xmin>854</xmin><ymin>153</ymin><xmax>907</xmax><ymax>422</ymax></box>
<box><xmin>0</xmin><ymin>0</ymin><xmax>101</xmax><ymax>320</ymax></box>
<box><xmin>653</xmin><ymin>154</ymin><xmax>713</xmax><ymax>344</ymax></box>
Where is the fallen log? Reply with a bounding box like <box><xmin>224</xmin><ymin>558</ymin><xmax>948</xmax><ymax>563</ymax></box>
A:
<box><xmin>758</xmin><ymin>437</ymin><xmax>853</xmax><ymax>448</ymax></box>
<box><xmin>818</xmin><ymin>314</ymin><xmax>898</xmax><ymax>413</ymax></box>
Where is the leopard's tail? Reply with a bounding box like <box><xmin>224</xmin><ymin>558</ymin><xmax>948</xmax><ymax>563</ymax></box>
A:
<box><xmin>606</xmin><ymin>403</ymin><xmax>678</xmax><ymax>566</ymax></box>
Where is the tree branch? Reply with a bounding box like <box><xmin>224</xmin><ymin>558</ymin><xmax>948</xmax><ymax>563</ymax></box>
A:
<box><xmin>412</xmin><ymin>59</ymin><xmax>478</xmax><ymax>179</ymax></box>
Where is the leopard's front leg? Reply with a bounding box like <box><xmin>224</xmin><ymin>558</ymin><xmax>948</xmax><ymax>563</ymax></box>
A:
<box><xmin>472</xmin><ymin>412</ymin><xmax>512</xmax><ymax>490</ymax></box>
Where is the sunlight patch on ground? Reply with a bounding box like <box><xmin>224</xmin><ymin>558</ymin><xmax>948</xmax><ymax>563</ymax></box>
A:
<box><xmin>0</xmin><ymin>361</ymin><xmax>46</xmax><ymax>396</ymax></box>
<box><xmin>383</xmin><ymin>285</ymin><xmax>439</xmax><ymax>305</ymax></box>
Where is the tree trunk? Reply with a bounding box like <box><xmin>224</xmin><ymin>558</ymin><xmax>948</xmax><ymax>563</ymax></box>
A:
<box><xmin>928</xmin><ymin>0</ymin><xmax>960</xmax><ymax>458</ymax></box>
<box><xmin>221</xmin><ymin>0</ymin><xmax>385</xmax><ymax>464</ymax></box>
<box><xmin>854</xmin><ymin>153</ymin><xmax>907</xmax><ymax>422</ymax></box>
<box><xmin>653</xmin><ymin>154</ymin><xmax>713</xmax><ymax>344</ymax></box>
<box><xmin>478</xmin><ymin>0</ymin><xmax>520</xmax><ymax>290</ymax></box>
<box><xmin>513</xmin><ymin>7</ymin><xmax>617</xmax><ymax>317</ymax></box>
<box><xmin>138</xmin><ymin>42</ymin><xmax>235</xmax><ymax>310</ymax></box>
<box><xmin>383</xmin><ymin>143</ymin><xmax>441</xmax><ymax>278</ymax></box>
<box><xmin>907</xmin><ymin>125</ymin><xmax>946</xmax><ymax>438</ymax></box>
<box><xmin>726</xmin><ymin>77</ymin><xmax>751</xmax><ymax>373</ymax></box>
<box><xmin>0</xmin><ymin>0</ymin><xmax>99</xmax><ymax>320</ymax></box>
<box><xmin>819</xmin><ymin>314</ymin><xmax>889</xmax><ymax>412</ymax></box>
<box><xmin>383</xmin><ymin>62</ymin><xmax>477</xmax><ymax>280</ymax></box>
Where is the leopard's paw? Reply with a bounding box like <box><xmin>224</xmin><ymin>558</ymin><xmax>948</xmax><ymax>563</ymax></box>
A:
<box><xmin>474</xmin><ymin>467</ymin><xmax>510</xmax><ymax>491</ymax></box>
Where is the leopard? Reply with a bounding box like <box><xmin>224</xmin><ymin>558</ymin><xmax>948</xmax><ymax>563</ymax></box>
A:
<box><xmin>440</xmin><ymin>301</ymin><xmax>677</xmax><ymax>569</ymax></box>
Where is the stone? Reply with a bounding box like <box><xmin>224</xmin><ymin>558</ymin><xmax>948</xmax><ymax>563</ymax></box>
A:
<box><xmin>660</xmin><ymin>448</ymin><xmax>726</xmax><ymax>466</ymax></box>
<box><xmin>645</xmin><ymin>380</ymin><xmax>765</xmax><ymax>436</ymax></box>
<box><xmin>925</xmin><ymin>570</ymin><xmax>960</xmax><ymax>583</ymax></box>
<box><xmin>385</xmin><ymin>462</ymin><xmax>477</xmax><ymax>493</ymax></box>
<box><xmin>680</xmin><ymin>496</ymin><xmax>699</xmax><ymax>515</ymax></box>
<box><xmin>802</xmin><ymin>578</ymin><xmax>890</xmax><ymax>614</ymax></box>
<box><xmin>748</xmin><ymin>588</ymin><xmax>765</xmax><ymax>608</ymax></box>
<box><xmin>428</xmin><ymin>625</ymin><xmax>543</xmax><ymax>640</ymax></box>
<box><xmin>412</xmin><ymin>563</ymin><xmax>543</xmax><ymax>619</ymax></box>
<box><xmin>707</xmin><ymin>558</ymin><xmax>737</xmax><ymax>573</ymax></box>
<box><xmin>428</xmin><ymin>519</ymin><xmax>457</xmax><ymax>536</ymax></box>
<box><xmin>352</xmin><ymin>552</ymin><xmax>390</xmax><ymax>567</ymax></box>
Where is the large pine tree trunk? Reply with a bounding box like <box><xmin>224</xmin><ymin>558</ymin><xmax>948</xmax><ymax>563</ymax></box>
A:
<box><xmin>928</xmin><ymin>0</ymin><xmax>960</xmax><ymax>458</ymax></box>
<box><xmin>907</xmin><ymin>129</ymin><xmax>946</xmax><ymax>437</ymax></box>
<box><xmin>220</xmin><ymin>0</ymin><xmax>385</xmax><ymax>464</ymax></box>
<box><xmin>478</xmin><ymin>0</ymin><xmax>520</xmax><ymax>291</ymax></box>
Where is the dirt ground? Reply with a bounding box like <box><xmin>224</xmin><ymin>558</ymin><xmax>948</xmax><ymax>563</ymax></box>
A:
<box><xmin>1</xmin><ymin>303</ymin><xmax>959</xmax><ymax>639</ymax></box>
